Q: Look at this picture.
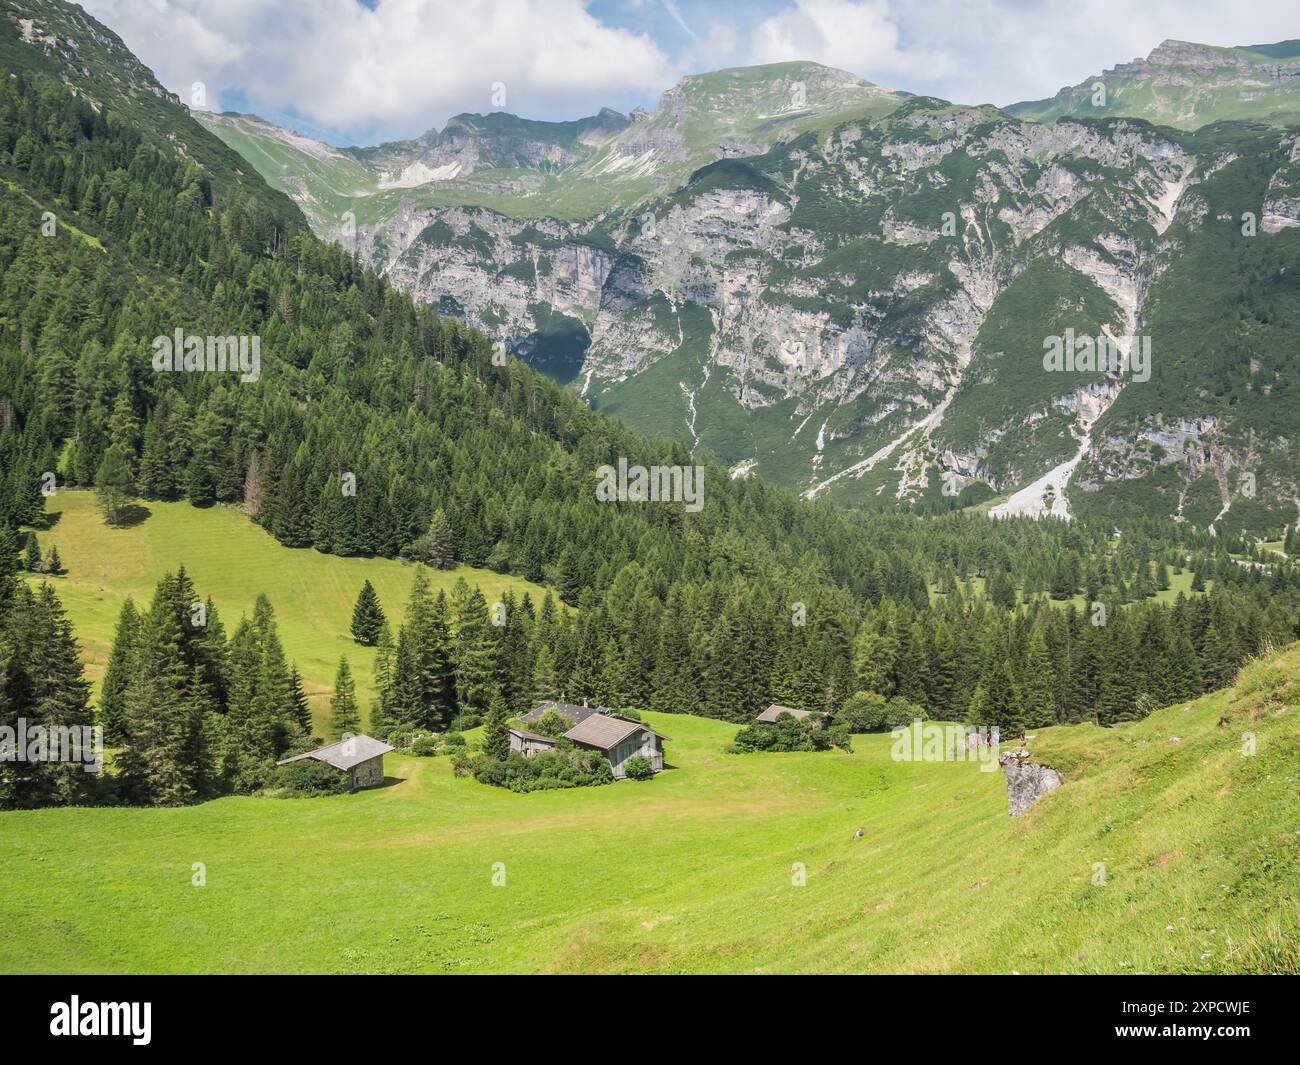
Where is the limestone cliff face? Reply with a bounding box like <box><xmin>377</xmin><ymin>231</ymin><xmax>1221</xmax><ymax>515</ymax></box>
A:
<box><xmin>999</xmin><ymin>750</ymin><xmax>1062</xmax><ymax>817</ymax></box>
<box><xmin>206</xmin><ymin>48</ymin><xmax>1300</xmax><ymax>523</ymax></box>
<box><xmin>348</xmin><ymin>110</ymin><xmax>1296</xmax><ymax>519</ymax></box>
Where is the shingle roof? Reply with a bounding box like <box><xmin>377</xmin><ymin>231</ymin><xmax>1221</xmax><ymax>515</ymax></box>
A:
<box><xmin>276</xmin><ymin>734</ymin><xmax>394</xmax><ymax>771</ymax></box>
<box><xmin>563</xmin><ymin>715</ymin><xmax>663</xmax><ymax>750</ymax></box>
<box><xmin>755</xmin><ymin>704</ymin><xmax>816</xmax><ymax>723</ymax></box>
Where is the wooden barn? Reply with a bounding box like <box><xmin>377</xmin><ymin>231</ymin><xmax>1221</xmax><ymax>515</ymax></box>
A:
<box><xmin>563</xmin><ymin>714</ymin><xmax>666</xmax><ymax>779</ymax></box>
<box><xmin>276</xmin><ymin>734</ymin><xmax>393</xmax><ymax>790</ymax></box>
<box><xmin>509</xmin><ymin>710</ymin><xmax>668</xmax><ymax>779</ymax></box>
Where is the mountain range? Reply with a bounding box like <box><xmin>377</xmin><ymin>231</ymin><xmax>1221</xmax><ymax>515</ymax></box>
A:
<box><xmin>111</xmin><ymin>24</ymin><xmax>1300</xmax><ymax>535</ymax></box>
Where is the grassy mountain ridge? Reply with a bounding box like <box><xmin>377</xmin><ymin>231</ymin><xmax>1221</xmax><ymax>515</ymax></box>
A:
<box><xmin>1009</xmin><ymin>38</ymin><xmax>1300</xmax><ymax>129</ymax></box>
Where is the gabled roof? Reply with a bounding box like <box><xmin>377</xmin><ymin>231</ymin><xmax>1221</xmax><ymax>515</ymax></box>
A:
<box><xmin>563</xmin><ymin>714</ymin><xmax>664</xmax><ymax>751</ymax></box>
<box><xmin>276</xmin><ymin>734</ymin><xmax>394</xmax><ymax>771</ymax></box>
<box><xmin>755</xmin><ymin>704</ymin><xmax>817</xmax><ymax>723</ymax></box>
<box><xmin>508</xmin><ymin>727</ymin><xmax>557</xmax><ymax>745</ymax></box>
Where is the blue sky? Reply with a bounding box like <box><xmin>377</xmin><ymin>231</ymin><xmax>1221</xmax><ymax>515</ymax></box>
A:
<box><xmin>83</xmin><ymin>1</ymin><xmax>1298</xmax><ymax>146</ymax></box>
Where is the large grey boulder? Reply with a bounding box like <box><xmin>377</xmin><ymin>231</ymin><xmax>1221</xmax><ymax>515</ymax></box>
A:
<box><xmin>999</xmin><ymin>749</ymin><xmax>1062</xmax><ymax>816</ymax></box>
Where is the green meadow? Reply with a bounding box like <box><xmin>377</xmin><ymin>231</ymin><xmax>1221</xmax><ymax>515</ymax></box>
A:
<box><xmin>22</xmin><ymin>491</ymin><xmax>549</xmax><ymax>731</ymax></box>
<box><xmin>1</xmin><ymin>644</ymin><xmax>1297</xmax><ymax>973</ymax></box>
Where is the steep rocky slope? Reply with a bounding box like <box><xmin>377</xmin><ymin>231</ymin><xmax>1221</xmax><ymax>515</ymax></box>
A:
<box><xmin>200</xmin><ymin>46</ymin><xmax>1300</xmax><ymax>535</ymax></box>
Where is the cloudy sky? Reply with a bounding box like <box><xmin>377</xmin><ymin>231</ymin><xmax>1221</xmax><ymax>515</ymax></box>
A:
<box><xmin>83</xmin><ymin>0</ymin><xmax>1298</xmax><ymax>145</ymax></box>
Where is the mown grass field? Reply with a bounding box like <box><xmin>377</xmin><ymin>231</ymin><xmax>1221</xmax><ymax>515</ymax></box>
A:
<box><xmin>2</xmin><ymin>644</ymin><xmax>1298</xmax><ymax>974</ymax></box>
<box><xmin>22</xmin><ymin>491</ymin><xmax>550</xmax><ymax>731</ymax></box>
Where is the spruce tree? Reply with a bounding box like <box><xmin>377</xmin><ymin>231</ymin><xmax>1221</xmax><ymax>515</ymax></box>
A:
<box><xmin>251</xmin><ymin>594</ymin><xmax>302</xmax><ymax>754</ymax></box>
<box><xmin>287</xmin><ymin>665</ymin><xmax>313</xmax><ymax>736</ymax></box>
<box><xmin>0</xmin><ymin>583</ymin><xmax>94</xmax><ymax>807</ymax></box>
<box><xmin>0</xmin><ymin>524</ymin><xmax>20</xmax><ymax>616</ymax></box>
<box><xmin>99</xmin><ymin>598</ymin><xmax>140</xmax><ymax>745</ymax></box>
<box><xmin>480</xmin><ymin>691</ymin><xmax>510</xmax><ymax>762</ymax></box>
<box><xmin>224</xmin><ymin>617</ymin><xmax>275</xmax><ymax>791</ymax></box>
<box><xmin>94</xmin><ymin>444</ymin><xmax>134</xmax><ymax>526</ymax></box>
<box><xmin>371</xmin><ymin>621</ymin><xmax>395</xmax><ymax>735</ymax></box>
<box><xmin>451</xmin><ymin>580</ymin><xmax>498</xmax><ymax>718</ymax></box>
<box><xmin>329</xmin><ymin>657</ymin><xmax>361</xmax><ymax>740</ymax></box>
<box><xmin>349</xmin><ymin>580</ymin><xmax>385</xmax><ymax>645</ymax></box>
<box><xmin>118</xmin><ymin>577</ymin><xmax>210</xmax><ymax>805</ymax></box>
<box><xmin>25</xmin><ymin>533</ymin><xmax>42</xmax><ymax>572</ymax></box>
<box><xmin>426</xmin><ymin>509</ymin><xmax>456</xmax><ymax>569</ymax></box>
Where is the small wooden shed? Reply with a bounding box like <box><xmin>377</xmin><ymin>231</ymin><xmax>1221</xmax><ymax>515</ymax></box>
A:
<box><xmin>276</xmin><ymin>734</ymin><xmax>393</xmax><ymax>790</ymax></box>
<box><xmin>508</xmin><ymin>727</ymin><xmax>558</xmax><ymax>757</ymax></box>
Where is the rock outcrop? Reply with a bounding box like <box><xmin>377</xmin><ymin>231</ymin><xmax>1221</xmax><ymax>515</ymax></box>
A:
<box><xmin>999</xmin><ymin>749</ymin><xmax>1062</xmax><ymax>817</ymax></box>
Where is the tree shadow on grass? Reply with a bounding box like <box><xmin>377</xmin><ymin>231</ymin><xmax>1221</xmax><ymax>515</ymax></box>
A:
<box><xmin>32</xmin><ymin>509</ymin><xmax>62</xmax><ymax>530</ymax></box>
<box><xmin>109</xmin><ymin>504</ymin><xmax>152</xmax><ymax>529</ymax></box>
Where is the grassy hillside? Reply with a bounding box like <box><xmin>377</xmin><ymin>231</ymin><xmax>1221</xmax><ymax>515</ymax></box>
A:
<box><xmin>22</xmin><ymin>492</ymin><xmax>550</xmax><ymax>731</ymax></box>
<box><xmin>2</xmin><ymin>643</ymin><xmax>1296</xmax><ymax>974</ymax></box>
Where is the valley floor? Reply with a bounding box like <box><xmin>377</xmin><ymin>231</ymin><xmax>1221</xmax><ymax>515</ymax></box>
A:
<box><xmin>2</xmin><ymin>650</ymin><xmax>1297</xmax><ymax>973</ymax></box>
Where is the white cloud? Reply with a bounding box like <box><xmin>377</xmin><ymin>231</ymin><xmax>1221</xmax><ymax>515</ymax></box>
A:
<box><xmin>83</xmin><ymin>0</ymin><xmax>675</xmax><ymax>141</ymax></box>
<box><xmin>748</xmin><ymin>0</ymin><xmax>954</xmax><ymax>85</ymax></box>
<box><xmin>80</xmin><ymin>0</ymin><xmax>1300</xmax><ymax>142</ymax></box>
<box><xmin>870</xmin><ymin>0</ymin><xmax>1300</xmax><ymax>106</ymax></box>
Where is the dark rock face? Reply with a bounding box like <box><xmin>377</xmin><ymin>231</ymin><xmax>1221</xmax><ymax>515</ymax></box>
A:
<box><xmin>999</xmin><ymin>750</ymin><xmax>1062</xmax><ymax>816</ymax></box>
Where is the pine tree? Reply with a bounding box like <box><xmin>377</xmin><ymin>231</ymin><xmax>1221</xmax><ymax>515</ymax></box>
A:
<box><xmin>25</xmin><ymin>533</ymin><xmax>42</xmax><ymax>572</ymax></box>
<box><xmin>387</xmin><ymin>572</ymin><xmax>456</xmax><ymax>730</ymax></box>
<box><xmin>287</xmin><ymin>665</ymin><xmax>312</xmax><ymax>736</ymax></box>
<box><xmin>480</xmin><ymin>691</ymin><xmax>510</xmax><ymax>762</ymax></box>
<box><xmin>223</xmin><ymin>617</ymin><xmax>275</xmax><ymax>791</ymax></box>
<box><xmin>99</xmin><ymin>598</ymin><xmax>140</xmax><ymax>744</ymax></box>
<box><xmin>0</xmin><ymin>524</ymin><xmax>20</xmax><ymax>617</ymax></box>
<box><xmin>349</xmin><ymin>580</ymin><xmax>386</xmax><ymax>645</ymax></box>
<box><xmin>426</xmin><ymin>509</ymin><xmax>456</xmax><ymax>569</ymax></box>
<box><xmin>251</xmin><ymin>594</ymin><xmax>302</xmax><ymax>754</ymax></box>
<box><xmin>451</xmin><ymin>579</ymin><xmax>499</xmax><ymax>718</ymax></box>
<box><xmin>94</xmin><ymin>444</ymin><xmax>134</xmax><ymax>526</ymax></box>
<box><xmin>0</xmin><ymin>583</ymin><xmax>94</xmax><ymax>807</ymax></box>
<box><xmin>852</xmin><ymin>623</ymin><xmax>897</xmax><ymax>697</ymax></box>
<box><xmin>118</xmin><ymin>577</ymin><xmax>210</xmax><ymax>804</ymax></box>
<box><xmin>329</xmin><ymin>657</ymin><xmax>361</xmax><ymax>740</ymax></box>
<box><xmin>45</xmin><ymin>544</ymin><xmax>61</xmax><ymax>575</ymax></box>
<box><xmin>1021</xmin><ymin>627</ymin><xmax>1057</xmax><ymax>727</ymax></box>
<box><xmin>370</xmin><ymin>621</ymin><xmax>395</xmax><ymax>735</ymax></box>
<box><xmin>926</xmin><ymin>619</ymin><xmax>958</xmax><ymax>717</ymax></box>
<box><xmin>243</xmin><ymin>448</ymin><xmax>264</xmax><ymax>519</ymax></box>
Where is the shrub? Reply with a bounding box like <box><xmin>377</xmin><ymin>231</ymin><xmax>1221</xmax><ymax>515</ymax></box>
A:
<box><xmin>884</xmin><ymin>696</ymin><xmax>928</xmax><ymax>729</ymax></box>
<box><xmin>449</xmin><ymin>749</ymin><xmax>474</xmax><ymax>778</ymax></box>
<box><xmin>441</xmin><ymin>731</ymin><xmax>466</xmax><ymax>748</ymax></box>
<box><xmin>267</xmin><ymin>759</ymin><xmax>347</xmax><ymax>797</ymax></box>
<box><xmin>623</xmin><ymin>755</ymin><xmax>654</xmax><ymax>780</ymax></box>
<box><xmin>531</xmin><ymin>708</ymin><xmax>576</xmax><ymax>738</ymax></box>
<box><xmin>450</xmin><ymin>713</ymin><xmax>482</xmax><ymax>731</ymax></box>
<box><xmin>838</xmin><ymin>691</ymin><xmax>889</xmax><ymax>732</ymax></box>
<box><xmin>732</xmin><ymin>714</ymin><xmax>832</xmax><ymax>753</ymax></box>
<box><xmin>828</xmin><ymin>723</ymin><xmax>854</xmax><ymax>754</ymax></box>
<box><xmin>410</xmin><ymin>734</ymin><xmax>439</xmax><ymax>756</ymax></box>
<box><xmin>473</xmin><ymin>747</ymin><xmax>613</xmax><ymax>793</ymax></box>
